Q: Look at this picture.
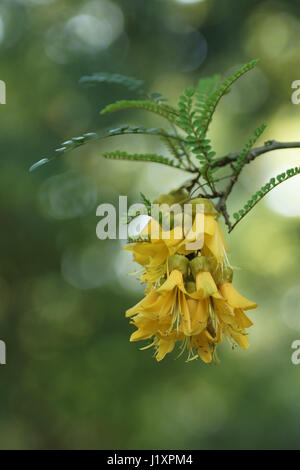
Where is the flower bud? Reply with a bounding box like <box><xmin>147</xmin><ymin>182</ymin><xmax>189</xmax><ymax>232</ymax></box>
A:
<box><xmin>168</xmin><ymin>254</ymin><xmax>189</xmax><ymax>276</ymax></box>
<box><xmin>190</xmin><ymin>256</ymin><xmax>211</xmax><ymax>278</ymax></box>
<box><xmin>185</xmin><ymin>281</ymin><xmax>196</xmax><ymax>293</ymax></box>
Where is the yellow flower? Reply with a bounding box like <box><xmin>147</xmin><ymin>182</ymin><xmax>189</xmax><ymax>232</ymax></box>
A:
<box><xmin>214</xmin><ymin>277</ymin><xmax>257</xmax><ymax>349</ymax></box>
<box><xmin>125</xmin><ymin>197</ymin><xmax>258</xmax><ymax>363</ymax></box>
<box><xmin>124</xmin><ymin>198</ymin><xmax>228</xmax><ymax>283</ymax></box>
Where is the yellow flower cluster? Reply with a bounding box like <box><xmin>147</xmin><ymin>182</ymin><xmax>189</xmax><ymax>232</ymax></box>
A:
<box><xmin>125</xmin><ymin>198</ymin><xmax>257</xmax><ymax>363</ymax></box>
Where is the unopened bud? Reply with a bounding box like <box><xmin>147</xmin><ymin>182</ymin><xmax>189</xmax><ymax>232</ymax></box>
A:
<box><xmin>185</xmin><ymin>281</ymin><xmax>196</xmax><ymax>293</ymax></box>
<box><xmin>190</xmin><ymin>256</ymin><xmax>211</xmax><ymax>278</ymax></box>
<box><xmin>168</xmin><ymin>254</ymin><xmax>189</xmax><ymax>276</ymax></box>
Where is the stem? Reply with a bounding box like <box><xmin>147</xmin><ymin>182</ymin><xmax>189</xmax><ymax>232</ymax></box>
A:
<box><xmin>211</xmin><ymin>140</ymin><xmax>300</xmax><ymax>231</ymax></box>
<box><xmin>212</xmin><ymin>140</ymin><xmax>300</xmax><ymax>169</ymax></box>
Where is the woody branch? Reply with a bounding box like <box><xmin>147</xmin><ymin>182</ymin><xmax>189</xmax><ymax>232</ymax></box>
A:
<box><xmin>185</xmin><ymin>140</ymin><xmax>300</xmax><ymax>231</ymax></box>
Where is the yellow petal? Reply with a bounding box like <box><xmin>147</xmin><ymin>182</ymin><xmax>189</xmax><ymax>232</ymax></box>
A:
<box><xmin>186</xmin><ymin>298</ymin><xmax>208</xmax><ymax>335</ymax></box>
<box><xmin>123</xmin><ymin>244</ymin><xmax>150</xmax><ymax>266</ymax></box>
<box><xmin>230</xmin><ymin>330</ymin><xmax>249</xmax><ymax>349</ymax></box>
<box><xmin>235</xmin><ymin>308</ymin><xmax>253</xmax><ymax>328</ymax></box>
<box><xmin>157</xmin><ymin>269</ymin><xmax>183</xmax><ymax>294</ymax></box>
<box><xmin>141</xmin><ymin>218</ymin><xmax>161</xmax><ymax>240</ymax></box>
<box><xmin>156</xmin><ymin>337</ymin><xmax>175</xmax><ymax>361</ymax></box>
<box><xmin>219</xmin><ymin>283</ymin><xmax>257</xmax><ymax>310</ymax></box>
<box><xmin>204</xmin><ymin>221</ymin><xmax>227</xmax><ymax>261</ymax></box>
<box><xmin>191</xmin><ymin>331</ymin><xmax>212</xmax><ymax>363</ymax></box>
<box><xmin>130</xmin><ymin>329</ymin><xmax>153</xmax><ymax>342</ymax></box>
<box><xmin>192</xmin><ymin>271</ymin><xmax>220</xmax><ymax>299</ymax></box>
<box><xmin>204</xmin><ymin>214</ymin><xmax>216</xmax><ymax>236</ymax></box>
<box><xmin>130</xmin><ymin>316</ymin><xmax>159</xmax><ymax>341</ymax></box>
<box><xmin>148</xmin><ymin>246</ymin><xmax>169</xmax><ymax>267</ymax></box>
<box><xmin>162</xmin><ymin>226</ymin><xmax>184</xmax><ymax>246</ymax></box>
<box><xmin>178</xmin><ymin>292</ymin><xmax>192</xmax><ymax>335</ymax></box>
<box><xmin>125</xmin><ymin>291</ymin><xmax>159</xmax><ymax>317</ymax></box>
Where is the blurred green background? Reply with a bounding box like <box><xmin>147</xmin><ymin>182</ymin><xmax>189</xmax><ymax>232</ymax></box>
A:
<box><xmin>1</xmin><ymin>0</ymin><xmax>300</xmax><ymax>450</ymax></box>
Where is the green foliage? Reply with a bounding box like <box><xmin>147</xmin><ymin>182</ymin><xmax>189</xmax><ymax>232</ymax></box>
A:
<box><xmin>178</xmin><ymin>85</ymin><xmax>216</xmax><ymax>180</ymax></box>
<box><xmin>159</xmin><ymin>134</ymin><xmax>185</xmax><ymax>164</ymax></box>
<box><xmin>32</xmin><ymin>60</ymin><xmax>260</xmax><ymax>184</ymax></box>
<box><xmin>29</xmin><ymin>127</ymin><xmax>182</xmax><ymax>172</ymax></box>
<box><xmin>195</xmin><ymin>74</ymin><xmax>220</xmax><ymax>117</ymax></box>
<box><xmin>125</xmin><ymin>193</ymin><xmax>152</xmax><ymax>224</ymax></box>
<box><xmin>101</xmin><ymin>150</ymin><xmax>184</xmax><ymax>169</ymax></box>
<box><xmin>198</xmin><ymin>59</ymin><xmax>258</xmax><ymax>138</ymax></box>
<box><xmin>149</xmin><ymin>92</ymin><xmax>168</xmax><ymax>103</ymax></box>
<box><xmin>234</xmin><ymin>124</ymin><xmax>267</xmax><ymax>173</ymax></box>
<box><xmin>79</xmin><ymin>72</ymin><xmax>145</xmax><ymax>94</ymax></box>
<box><xmin>140</xmin><ymin>193</ymin><xmax>152</xmax><ymax>213</ymax></box>
<box><xmin>175</xmin><ymin>60</ymin><xmax>258</xmax><ymax>182</ymax></box>
<box><xmin>127</xmin><ymin>235</ymin><xmax>150</xmax><ymax>243</ymax></box>
<box><xmin>29</xmin><ymin>132</ymin><xmax>98</xmax><ymax>172</ymax></box>
<box><xmin>177</xmin><ymin>86</ymin><xmax>196</xmax><ymax>134</ymax></box>
<box><xmin>100</xmin><ymin>100</ymin><xmax>182</xmax><ymax>128</ymax></box>
<box><xmin>232</xmin><ymin>166</ymin><xmax>300</xmax><ymax>226</ymax></box>
<box><xmin>197</xmin><ymin>74</ymin><xmax>221</xmax><ymax>97</ymax></box>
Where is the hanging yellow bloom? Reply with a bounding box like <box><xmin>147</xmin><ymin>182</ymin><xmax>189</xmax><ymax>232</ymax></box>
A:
<box><xmin>125</xmin><ymin>196</ymin><xmax>258</xmax><ymax>363</ymax></box>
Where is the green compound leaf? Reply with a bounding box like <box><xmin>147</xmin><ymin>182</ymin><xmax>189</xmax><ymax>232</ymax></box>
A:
<box><xmin>29</xmin><ymin>127</ymin><xmax>186</xmax><ymax>172</ymax></box>
<box><xmin>177</xmin><ymin>86</ymin><xmax>195</xmax><ymax>134</ymax></box>
<box><xmin>140</xmin><ymin>193</ymin><xmax>152</xmax><ymax>213</ymax></box>
<box><xmin>100</xmin><ymin>100</ymin><xmax>182</xmax><ymax>129</ymax></box>
<box><xmin>101</xmin><ymin>150</ymin><xmax>187</xmax><ymax>170</ymax></box>
<box><xmin>198</xmin><ymin>59</ymin><xmax>259</xmax><ymax>139</ymax></box>
<box><xmin>194</xmin><ymin>74</ymin><xmax>220</xmax><ymax>119</ymax></box>
<box><xmin>197</xmin><ymin>75</ymin><xmax>220</xmax><ymax>99</ymax></box>
<box><xmin>159</xmin><ymin>134</ymin><xmax>186</xmax><ymax>163</ymax></box>
<box><xmin>234</xmin><ymin>124</ymin><xmax>267</xmax><ymax>173</ymax></box>
<box><xmin>79</xmin><ymin>72</ymin><xmax>145</xmax><ymax>93</ymax></box>
<box><xmin>231</xmin><ymin>166</ymin><xmax>300</xmax><ymax>231</ymax></box>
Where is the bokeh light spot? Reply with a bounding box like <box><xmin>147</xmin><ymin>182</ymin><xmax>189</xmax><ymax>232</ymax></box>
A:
<box><xmin>39</xmin><ymin>171</ymin><xmax>98</xmax><ymax>220</ymax></box>
<box><xmin>172</xmin><ymin>0</ymin><xmax>206</xmax><ymax>4</ymax></box>
<box><xmin>45</xmin><ymin>0</ymin><xmax>124</xmax><ymax>61</ymax></box>
<box><xmin>281</xmin><ymin>286</ymin><xmax>300</xmax><ymax>331</ymax></box>
<box><xmin>61</xmin><ymin>243</ymin><xmax>116</xmax><ymax>290</ymax></box>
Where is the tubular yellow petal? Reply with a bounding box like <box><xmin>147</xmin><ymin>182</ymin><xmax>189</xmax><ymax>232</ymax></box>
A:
<box><xmin>230</xmin><ymin>330</ymin><xmax>249</xmax><ymax>349</ymax></box>
<box><xmin>162</xmin><ymin>226</ymin><xmax>184</xmax><ymax>247</ymax></box>
<box><xmin>204</xmin><ymin>234</ymin><xmax>224</xmax><ymax>262</ymax></box>
<box><xmin>125</xmin><ymin>291</ymin><xmax>159</xmax><ymax>317</ymax></box>
<box><xmin>129</xmin><ymin>315</ymin><xmax>159</xmax><ymax>341</ymax></box>
<box><xmin>186</xmin><ymin>298</ymin><xmax>208</xmax><ymax>335</ymax></box>
<box><xmin>235</xmin><ymin>308</ymin><xmax>253</xmax><ymax>328</ymax></box>
<box><xmin>191</xmin><ymin>331</ymin><xmax>212</xmax><ymax>363</ymax></box>
<box><xmin>157</xmin><ymin>269</ymin><xmax>183</xmax><ymax>294</ymax></box>
<box><xmin>178</xmin><ymin>292</ymin><xmax>192</xmax><ymax>335</ymax></box>
<box><xmin>141</xmin><ymin>218</ymin><xmax>162</xmax><ymax>240</ymax></box>
<box><xmin>194</xmin><ymin>271</ymin><xmax>220</xmax><ymax>299</ymax></box>
<box><xmin>148</xmin><ymin>247</ymin><xmax>169</xmax><ymax>267</ymax></box>
<box><xmin>130</xmin><ymin>329</ymin><xmax>153</xmax><ymax>342</ymax></box>
<box><xmin>204</xmin><ymin>214</ymin><xmax>216</xmax><ymax>236</ymax></box>
<box><xmin>219</xmin><ymin>283</ymin><xmax>258</xmax><ymax>310</ymax></box>
<box><xmin>123</xmin><ymin>244</ymin><xmax>150</xmax><ymax>266</ymax></box>
<box><xmin>184</xmin><ymin>212</ymin><xmax>204</xmax><ymax>242</ymax></box>
<box><xmin>156</xmin><ymin>338</ymin><xmax>175</xmax><ymax>361</ymax></box>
